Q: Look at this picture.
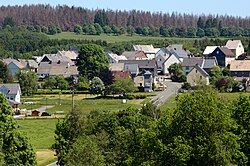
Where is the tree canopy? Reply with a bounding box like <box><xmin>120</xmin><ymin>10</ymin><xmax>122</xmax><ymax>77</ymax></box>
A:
<box><xmin>52</xmin><ymin>90</ymin><xmax>250</xmax><ymax>165</ymax></box>
<box><xmin>76</xmin><ymin>44</ymin><xmax>109</xmax><ymax>79</ymax></box>
<box><xmin>15</xmin><ymin>69</ymin><xmax>38</xmax><ymax>96</ymax></box>
<box><xmin>0</xmin><ymin>61</ymin><xmax>13</xmax><ymax>83</ymax></box>
<box><xmin>0</xmin><ymin>94</ymin><xmax>36</xmax><ymax>165</ymax></box>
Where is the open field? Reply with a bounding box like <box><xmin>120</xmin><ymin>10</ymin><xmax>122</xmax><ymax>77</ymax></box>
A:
<box><xmin>17</xmin><ymin>119</ymin><xmax>58</xmax><ymax>166</ymax></box>
<box><xmin>47</xmin><ymin>32</ymin><xmax>221</xmax><ymax>43</ymax></box>
<box><xmin>17</xmin><ymin>119</ymin><xmax>58</xmax><ymax>149</ymax></box>
<box><xmin>36</xmin><ymin>149</ymin><xmax>56</xmax><ymax>166</ymax></box>
<box><xmin>20</xmin><ymin>93</ymin><xmax>153</xmax><ymax>114</ymax></box>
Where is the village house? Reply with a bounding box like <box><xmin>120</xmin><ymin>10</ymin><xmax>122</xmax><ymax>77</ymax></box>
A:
<box><xmin>181</xmin><ymin>57</ymin><xmax>218</xmax><ymax>75</ymax></box>
<box><xmin>106</xmin><ymin>52</ymin><xmax>127</xmax><ymax>63</ymax></box>
<box><xmin>109</xmin><ymin>63</ymin><xmax>130</xmax><ymax>79</ymax></box>
<box><xmin>0</xmin><ymin>84</ymin><xmax>21</xmax><ymax>112</ymax></box>
<box><xmin>121</xmin><ymin>51</ymin><xmax>147</xmax><ymax>60</ymax></box>
<box><xmin>225</xmin><ymin>40</ymin><xmax>244</xmax><ymax>59</ymax></box>
<box><xmin>210</xmin><ymin>47</ymin><xmax>235</xmax><ymax>67</ymax></box>
<box><xmin>1</xmin><ymin>58</ymin><xmax>25</xmax><ymax>76</ymax></box>
<box><xmin>57</xmin><ymin>50</ymin><xmax>78</xmax><ymax>62</ymax></box>
<box><xmin>230</xmin><ymin>60</ymin><xmax>250</xmax><ymax>79</ymax></box>
<box><xmin>1</xmin><ymin>58</ymin><xmax>39</xmax><ymax>76</ymax></box>
<box><xmin>203</xmin><ymin>46</ymin><xmax>218</xmax><ymax>56</ymax></box>
<box><xmin>119</xmin><ymin>60</ymin><xmax>158</xmax><ymax>76</ymax></box>
<box><xmin>133</xmin><ymin>45</ymin><xmax>160</xmax><ymax>59</ymax></box>
<box><xmin>37</xmin><ymin>54</ymin><xmax>77</xmax><ymax>79</ymax></box>
<box><xmin>162</xmin><ymin>53</ymin><xmax>181</xmax><ymax>75</ymax></box>
<box><xmin>0</xmin><ymin>83</ymin><xmax>21</xmax><ymax>103</ymax></box>
<box><xmin>155</xmin><ymin>48</ymin><xmax>170</xmax><ymax>72</ymax></box>
<box><xmin>182</xmin><ymin>57</ymin><xmax>204</xmax><ymax>75</ymax></box>
<box><xmin>187</xmin><ymin>65</ymin><xmax>210</xmax><ymax>86</ymax></box>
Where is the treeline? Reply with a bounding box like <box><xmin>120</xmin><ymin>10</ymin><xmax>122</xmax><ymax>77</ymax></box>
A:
<box><xmin>0</xmin><ymin>27</ymin><xmax>108</xmax><ymax>59</ymax></box>
<box><xmin>0</xmin><ymin>27</ymin><xmax>249</xmax><ymax>59</ymax></box>
<box><xmin>53</xmin><ymin>90</ymin><xmax>250</xmax><ymax>165</ymax></box>
<box><xmin>0</xmin><ymin>4</ymin><xmax>250</xmax><ymax>37</ymax></box>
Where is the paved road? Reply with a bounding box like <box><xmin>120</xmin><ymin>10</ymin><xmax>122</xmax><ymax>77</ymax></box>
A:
<box><xmin>150</xmin><ymin>80</ymin><xmax>182</xmax><ymax>107</ymax></box>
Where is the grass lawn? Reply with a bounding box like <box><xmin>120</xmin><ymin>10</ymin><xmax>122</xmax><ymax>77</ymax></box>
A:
<box><xmin>17</xmin><ymin>119</ymin><xmax>58</xmax><ymax>166</ymax></box>
<box><xmin>21</xmin><ymin>93</ymin><xmax>146</xmax><ymax>114</ymax></box>
<box><xmin>36</xmin><ymin>149</ymin><xmax>56</xmax><ymax>166</ymax></box>
<box><xmin>47</xmin><ymin>32</ymin><xmax>215</xmax><ymax>43</ymax></box>
<box><xmin>18</xmin><ymin>93</ymin><xmax>148</xmax><ymax>165</ymax></box>
<box><xmin>160</xmin><ymin>95</ymin><xmax>177</xmax><ymax>112</ymax></box>
<box><xmin>17</xmin><ymin>119</ymin><xmax>58</xmax><ymax>149</ymax></box>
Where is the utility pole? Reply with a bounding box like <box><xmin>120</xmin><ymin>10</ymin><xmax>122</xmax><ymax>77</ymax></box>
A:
<box><xmin>71</xmin><ymin>76</ymin><xmax>77</xmax><ymax>112</ymax></box>
<box><xmin>72</xmin><ymin>85</ymin><xmax>74</xmax><ymax>112</ymax></box>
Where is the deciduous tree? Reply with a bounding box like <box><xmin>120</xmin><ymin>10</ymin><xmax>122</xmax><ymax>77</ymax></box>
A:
<box><xmin>76</xmin><ymin>44</ymin><xmax>109</xmax><ymax>79</ymax></box>
<box><xmin>0</xmin><ymin>94</ymin><xmax>36</xmax><ymax>165</ymax></box>
<box><xmin>15</xmin><ymin>69</ymin><xmax>38</xmax><ymax>96</ymax></box>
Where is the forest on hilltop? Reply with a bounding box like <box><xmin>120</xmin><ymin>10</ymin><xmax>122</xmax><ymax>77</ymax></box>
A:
<box><xmin>0</xmin><ymin>4</ymin><xmax>249</xmax><ymax>32</ymax></box>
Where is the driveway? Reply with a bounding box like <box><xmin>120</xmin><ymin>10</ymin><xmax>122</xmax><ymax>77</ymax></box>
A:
<box><xmin>150</xmin><ymin>80</ymin><xmax>182</xmax><ymax>107</ymax></box>
<box><xmin>36</xmin><ymin>106</ymin><xmax>54</xmax><ymax>112</ymax></box>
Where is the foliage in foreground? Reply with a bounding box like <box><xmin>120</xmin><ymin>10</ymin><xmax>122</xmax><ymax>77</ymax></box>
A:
<box><xmin>53</xmin><ymin>90</ymin><xmax>250</xmax><ymax>165</ymax></box>
<box><xmin>0</xmin><ymin>94</ymin><xmax>36</xmax><ymax>165</ymax></box>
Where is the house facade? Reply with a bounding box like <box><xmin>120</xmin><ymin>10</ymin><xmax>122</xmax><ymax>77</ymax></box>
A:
<box><xmin>106</xmin><ymin>52</ymin><xmax>127</xmax><ymax>63</ymax></box>
<box><xmin>210</xmin><ymin>47</ymin><xmax>235</xmax><ymax>67</ymax></box>
<box><xmin>225</xmin><ymin>40</ymin><xmax>244</xmax><ymax>58</ymax></box>
<box><xmin>0</xmin><ymin>84</ymin><xmax>21</xmax><ymax>103</ymax></box>
<box><xmin>133</xmin><ymin>45</ymin><xmax>158</xmax><ymax>59</ymax></box>
<box><xmin>155</xmin><ymin>48</ymin><xmax>170</xmax><ymax>72</ymax></box>
<box><xmin>163</xmin><ymin>54</ymin><xmax>181</xmax><ymax>75</ymax></box>
<box><xmin>187</xmin><ymin>65</ymin><xmax>209</xmax><ymax>86</ymax></box>
<box><xmin>2</xmin><ymin>58</ymin><xmax>25</xmax><ymax>76</ymax></box>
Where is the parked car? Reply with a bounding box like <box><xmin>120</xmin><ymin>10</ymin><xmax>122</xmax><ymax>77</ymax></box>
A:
<box><xmin>41</xmin><ymin>112</ymin><xmax>51</xmax><ymax>116</ymax></box>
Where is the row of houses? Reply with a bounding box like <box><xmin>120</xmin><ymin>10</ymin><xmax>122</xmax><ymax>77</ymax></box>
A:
<box><xmin>203</xmin><ymin>40</ymin><xmax>244</xmax><ymax>67</ymax></box>
<box><xmin>1</xmin><ymin>50</ymin><xmax>79</xmax><ymax>79</ymax></box>
<box><xmin>107</xmin><ymin>40</ymin><xmax>247</xmax><ymax>88</ymax></box>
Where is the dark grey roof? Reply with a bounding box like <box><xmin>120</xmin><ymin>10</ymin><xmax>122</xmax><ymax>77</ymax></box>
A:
<box><xmin>41</xmin><ymin>54</ymin><xmax>74</xmax><ymax>64</ymax></box>
<box><xmin>181</xmin><ymin>58</ymin><xmax>203</xmax><ymax>67</ymax></box>
<box><xmin>0</xmin><ymin>84</ymin><xmax>21</xmax><ymax>95</ymax></box>
<box><xmin>157</xmin><ymin>48</ymin><xmax>171</xmax><ymax>55</ymax></box>
<box><xmin>172</xmin><ymin>50</ymin><xmax>188</xmax><ymax>58</ymax></box>
<box><xmin>119</xmin><ymin>60</ymin><xmax>157</xmax><ymax>69</ymax></box>
<box><xmin>191</xmin><ymin>65</ymin><xmax>209</xmax><ymax>77</ymax></box>
<box><xmin>212</xmin><ymin>47</ymin><xmax>235</xmax><ymax>57</ymax></box>
<box><xmin>167</xmin><ymin>44</ymin><xmax>183</xmax><ymax>51</ymax></box>
<box><xmin>203</xmin><ymin>57</ymin><xmax>218</xmax><ymax>69</ymax></box>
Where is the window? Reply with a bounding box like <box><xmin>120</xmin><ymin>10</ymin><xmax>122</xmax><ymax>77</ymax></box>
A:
<box><xmin>200</xmin><ymin>76</ymin><xmax>202</xmax><ymax>79</ymax></box>
<box><xmin>217</xmin><ymin>51</ymin><xmax>219</xmax><ymax>54</ymax></box>
<box><xmin>186</xmin><ymin>67</ymin><xmax>189</xmax><ymax>70</ymax></box>
<box><xmin>10</xmin><ymin>97</ymin><xmax>14</xmax><ymax>100</ymax></box>
<box><xmin>196</xmin><ymin>70</ymin><xmax>197</xmax><ymax>73</ymax></box>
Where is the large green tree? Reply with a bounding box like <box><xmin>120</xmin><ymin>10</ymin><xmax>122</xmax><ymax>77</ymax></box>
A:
<box><xmin>106</xmin><ymin>78</ymin><xmax>136</xmax><ymax>95</ymax></box>
<box><xmin>0</xmin><ymin>61</ymin><xmax>12</xmax><ymax>83</ymax></box>
<box><xmin>152</xmin><ymin>91</ymin><xmax>246</xmax><ymax>165</ymax></box>
<box><xmin>0</xmin><ymin>94</ymin><xmax>36</xmax><ymax>165</ymax></box>
<box><xmin>94</xmin><ymin>10</ymin><xmax>109</xmax><ymax>27</ymax></box>
<box><xmin>76</xmin><ymin>44</ymin><xmax>109</xmax><ymax>79</ymax></box>
<box><xmin>15</xmin><ymin>69</ymin><xmax>38</xmax><ymax>96</ymax></box>
<box><xmin>168</xmin><ymin>63</ymin><xmax>186</xmax><ymax>82</ymax></box>
<box><xmin>232</xmin><ymin>95</ymin><xmax>250</xmax><ymax>164</ymax></box>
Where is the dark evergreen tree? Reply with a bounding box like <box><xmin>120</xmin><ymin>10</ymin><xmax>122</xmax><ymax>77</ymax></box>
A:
<box><xmin>94</xmin><ymin>10</ymin><xmax>109</xmax><ymax>27</ymax></box>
